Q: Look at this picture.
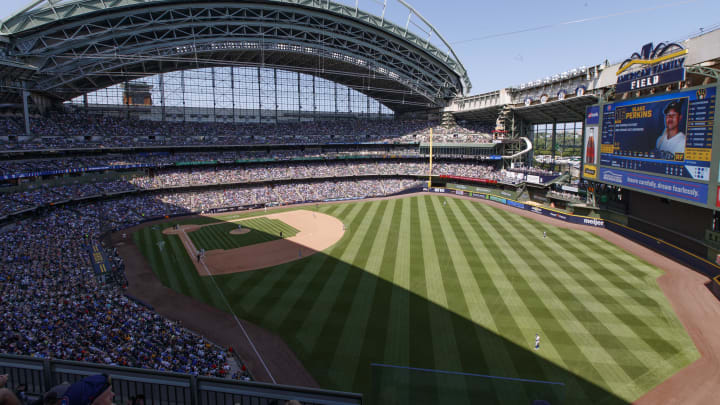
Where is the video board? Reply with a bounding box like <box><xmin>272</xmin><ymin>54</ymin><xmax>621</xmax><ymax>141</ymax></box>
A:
<box><xmin>601</xmin><ymin>87</ymin><xmax>715</xmax><ymax>180</ymax></box>
<box><xmin>583</xmin><ymin>86</ymin><xmax>717</xmax><ymax>206</ymax></box>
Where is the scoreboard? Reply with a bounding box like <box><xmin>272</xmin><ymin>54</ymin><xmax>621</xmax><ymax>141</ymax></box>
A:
<box><xmin>583</xmin><ymin>85</ymin><xmax>718</xmax><ymax>207</ymax></box>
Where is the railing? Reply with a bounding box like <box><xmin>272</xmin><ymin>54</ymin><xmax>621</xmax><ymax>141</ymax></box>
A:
<box><xmin>0</xmin><ymin>354</ymin><xmax>362</xmax><ymax>405</ymax></box>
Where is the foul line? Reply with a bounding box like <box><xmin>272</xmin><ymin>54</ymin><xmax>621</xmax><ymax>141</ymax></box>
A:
<box><xmin>370</xmin><ymin>363</ymin><xmax>565</xmax><ymax>386</ymax></box>
<box><xmin>183</xmin><ymin>229</ymin><xmax>277</xmax><ymax>384</ymax></box>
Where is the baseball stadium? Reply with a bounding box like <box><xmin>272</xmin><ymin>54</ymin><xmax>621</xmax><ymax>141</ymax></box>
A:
<box><xmin>1</xmin><ymin>1</ymin><xmax>720</xmax><ymax>404</ymax></box>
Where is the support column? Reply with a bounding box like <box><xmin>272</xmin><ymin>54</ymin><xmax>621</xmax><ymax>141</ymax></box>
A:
<box><xmin>551</xmin><ymin>120</ymin><xmax>557</xmax><ymax>172</ymax></box>
<box><xmin>22</xmin><ymin>81</ymin><xmax>30</xmax><ymax>136</ymax></box>
<box><xmin>257</xmin><ymin>67</ymin><xmax>262</xmax><ymax>123</ymax></box>
<box><xmin>334</xmin><ymin>82</ymin><xmax>338</xmax><ymax>119</ymax></box>
<box><xmin>159</xmin><ymin>73</ymin><xmax>165</xmax><ymax>122</ymax></box>
<box><xmin>312</xmin><ymin>75</ymin><xmax>316</xmax><ymax>121</ymax></box>
<box><xmin>124</xmin><ymin>80</ymin><xmax>130</xmax><ymax>119</ymax></box>
<box><xmin>212</xmin><ymin>67</ymin><xmax>217</xmax><ymax>123</ymax></box>
<box><xmin>274</xmin><ymin>68</ymin><xmax>278</xmax><ymax>123</ymax></box>
<box><xmin>181</xmin><ymin>70</ymin><xmax>186</xmax><ymax>122</ymax></box>
<box><xmin>297</xmin><ymin>71</ymin><xmax>301</xmax><ymax>122</ymax></box>
<box><xmin>366</xmin><ymin>91</ymin><xmax>370</xmax><ymax>119</ymax></box>
<box><xmin>230</xmin><ymin>67</ymin><xmax>235</xmax><ymax>123</ymax></box>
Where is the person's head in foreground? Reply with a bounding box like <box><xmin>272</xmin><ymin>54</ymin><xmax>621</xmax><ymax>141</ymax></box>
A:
<box><xmin>61</xmin><ymin>375</ymin><xmax>114</xmax><ymax>405</ymax></box>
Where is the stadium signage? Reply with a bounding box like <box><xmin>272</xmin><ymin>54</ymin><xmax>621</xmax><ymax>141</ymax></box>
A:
<box><xmin>616</xmin><ymin>42</ymin><xmax>687</xmax><ymax>93</ymax></box>
<box><xmin>0</xmin><ymin>164</ymin><xmax>155</xmax><ymax>180</ymax></box>
<box><xmin>438</xmin><ymin>175</ymin><xmax>498</xmax><ymax>185</ymax></box>
<box><xmin>527</xmin><ymin>175</ymin><xmax>541</xmax><ymax>184</ymax></box>
<box><xmin>583</xmin><ymin>218</ymin><xmax>605</xmax><ymax>227</ymax></box>
<box><xmin>506</xmin><ymin>200</ymin><xmax>525</xmax><ymax>209</ymax></box>
<box><xmin>483</xmin><ymin>195</ymin><xmax>606</xmax><ymax>227</ymax></box>
<box><xmin>599</xmin><ymin>167</ymin><xmax>708</xmax><ymax>204</ymax></box>
<box><xmin>586</xmin><ymin>105</ymin><xmax>600</xmax><ymax>125</ymax></box>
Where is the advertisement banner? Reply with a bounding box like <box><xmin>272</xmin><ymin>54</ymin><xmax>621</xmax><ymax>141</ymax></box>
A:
<box><xmin>0</xmin><ymin>163</ymin><xmax>155</xmax><ymax>180</ymax></box>
<box><xmin>527</xmin><ymin>175</ymin><xmax>541</xmax><ymax>184</ymax></box>
<box><xmin>438</xmin><ymin>175</ymin><xmax>498</xmax><ymax>185</ymax></box>
<box><xmin>586</xmin><ymin>105</ymin><xmax>600</xmax><ymax>125</ymax></box>
<box><xmin>506</xmin><ymin>200</ymin><xmax>525</xmax><ymax>209</ymax></box>
<box><xmin>599</xmin><ymin>167</ymin><xmax>708</xmax><ymax>204</ymax></box>
<box><xmin>446</xmin><ymin>183</ymin><xmax>494</xmax><ymax>194</ymax></box>
<box><xmin>489</xmin><ymin>195</ymin><xmax>507</xmax><ymax>204</ymax></box>
<box><xmin>86</xmin><ymin>242</ymin><xmax>112</xmax><ymax>277</ymax></box>
<box><xmin>584</xmin><ymin>125</ymin><xmax>599</xmax><ymax>166</ymax></box>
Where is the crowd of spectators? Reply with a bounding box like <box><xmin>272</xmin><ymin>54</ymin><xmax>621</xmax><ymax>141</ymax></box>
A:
<box><xmin>149</xmin><ymin>178</ymin><xmax>422</xmax><ymax>211</ymax></box>
<box><xmin>507</xmin><ymin>166</ymin><xmax>560</xmax><ymax>176</ymax></box>
<box><xmin>547</xmin><ymin>190</ymin><xmax>584</xmax><ymax>202</ymax></box>
<box><xmin>0</xmin><ymin>161</ymin><xmax>517</xmax><ymax>216</ymax></box>
<box><xmin>0</xmin><ymin>206</ymin><xmax>239</xmax><ymax>379</ymax></box>
<box><xmin>0</xmin><ymin>148</ymin><xmax>423</xmax><ymax>178</ymax></box>
<box><xmin>1</xmin><ymin>112</ymin><xmax>498</xmax><ymax>149</ymax></box>
<box><xmin>0</xmin><ymin>152</ymin><xmax>514</xmax><ymax>388</ymax></box>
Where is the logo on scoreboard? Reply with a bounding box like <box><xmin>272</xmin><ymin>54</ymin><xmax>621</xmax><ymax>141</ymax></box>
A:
<box><xmin>616</xmin><ymin>42</ymin><xmax>687</xmax><ymax>93</ymax></box>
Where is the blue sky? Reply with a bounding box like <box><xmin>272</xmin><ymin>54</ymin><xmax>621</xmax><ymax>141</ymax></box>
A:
<box><xmin>2</xmin><ymin>0</ymin><xmax>719</xmax><ymax>95</ymax></box>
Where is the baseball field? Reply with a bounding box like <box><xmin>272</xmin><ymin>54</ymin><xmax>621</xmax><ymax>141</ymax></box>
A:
<box><xmin>132</xmin><ymin>194</ymin><xmax>698</xmax><ymax>404</ymax></box>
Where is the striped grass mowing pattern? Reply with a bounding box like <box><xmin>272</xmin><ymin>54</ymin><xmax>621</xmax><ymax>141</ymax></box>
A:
<box><xmin>134</xmin><ymin>195</ymin><xmax>698</xmax><ymax>404</ymax></box>
<box><xmin>188</xmin><ymin>217</ymin><xmax>299</xmax><ymax>251</ymax></box>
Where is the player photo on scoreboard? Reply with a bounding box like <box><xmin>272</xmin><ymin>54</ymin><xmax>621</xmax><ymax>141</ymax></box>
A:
<box><xmin>611</xmin><ymin>97</ymin><xmax>689</xmax><ymax>161</ymax></box>
<box><xmin>584</xmin><ymin>126</ymin><xmax>598</xmax><ymax>165</ymax></box>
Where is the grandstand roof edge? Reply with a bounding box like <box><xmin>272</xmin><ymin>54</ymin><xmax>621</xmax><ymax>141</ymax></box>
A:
<box><xmin>0</xmin><ymin>0</ymin><xmax>471</xmax><ymax>93</ymax></box>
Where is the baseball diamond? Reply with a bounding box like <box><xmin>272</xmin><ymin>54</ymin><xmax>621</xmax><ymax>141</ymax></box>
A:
<box><xmin>131</xmin><ymin>194</ymin><xmax>698</xmax><ymax>403</ymax></box>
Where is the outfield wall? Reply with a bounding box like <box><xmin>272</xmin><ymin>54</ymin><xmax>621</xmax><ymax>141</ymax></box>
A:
<box><xmin>713</xmin><ymin>276</ymin><xmax>720</xmax><ymax>300</ymax></box>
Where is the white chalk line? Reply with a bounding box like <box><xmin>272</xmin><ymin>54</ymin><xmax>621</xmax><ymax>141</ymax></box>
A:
<box><xmin>182</xmin><ymin>229</ymin><xmax>277</xmax><ymax>384</ymax></box>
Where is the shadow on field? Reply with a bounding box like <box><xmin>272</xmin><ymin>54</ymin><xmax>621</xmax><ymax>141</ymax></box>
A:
<box><xmin>115</xmin><ymin>197</ymin><xmax>630</xmax><ymax>405</ymax></box>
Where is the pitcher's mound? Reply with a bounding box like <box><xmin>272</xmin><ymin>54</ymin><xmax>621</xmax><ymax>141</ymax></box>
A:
<box><xmin>229</xmin><ymin>228</ymin><xmax>251</xmax><ymax>235</ymax></box>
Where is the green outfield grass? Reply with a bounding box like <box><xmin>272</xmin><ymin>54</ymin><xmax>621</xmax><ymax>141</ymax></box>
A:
<box><xmin>187</xmin><ymin>217</ymin><xmax>299</xmax><ymax>251</ymax></box>
<box><xmin>133</xmin><ymin>195</ymin><xmax>698</xmax><ymax>404</ymax></box>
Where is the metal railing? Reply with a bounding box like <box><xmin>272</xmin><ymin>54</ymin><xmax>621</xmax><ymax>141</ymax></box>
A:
<box><xmin>0</xmin><ymin>354</ymin><xmax>362</xmax><ymax>405</ymax></box>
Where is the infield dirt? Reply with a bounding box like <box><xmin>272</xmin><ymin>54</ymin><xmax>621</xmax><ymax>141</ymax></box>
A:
<box><xmin>162</xmin><ymin>209</ymin><xmax>344</xmax><ymax>275</ymax></box>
